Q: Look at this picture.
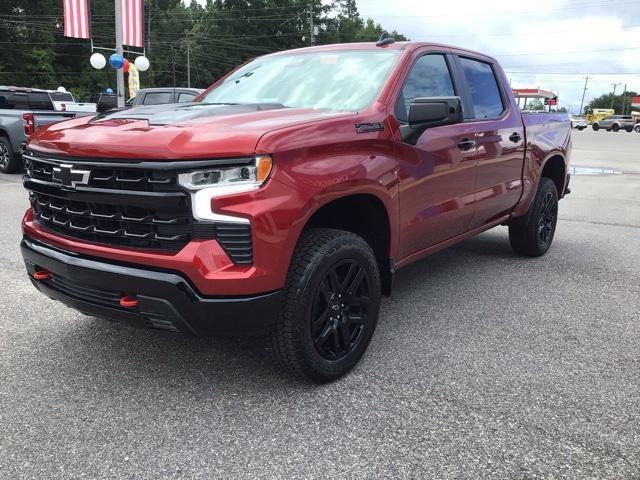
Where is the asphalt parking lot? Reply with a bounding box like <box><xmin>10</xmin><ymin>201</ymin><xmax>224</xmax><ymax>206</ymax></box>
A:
<box><xmin>1</xmin><ymin>129</ymin><xmax>639</xmax><ymax>479</ymax></box>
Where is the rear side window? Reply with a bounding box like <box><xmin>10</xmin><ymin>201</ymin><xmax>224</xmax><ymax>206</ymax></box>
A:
<box><xmin>459</xmin><ymin>57</ymin><xmax>504</xmax><ymax>119</ymax></box>
<box><xmin>49</xmin><ymin>92</ymin><xmax>74</xmax><ymax>102</ymax></box>
<box><xmin>143</xmin><ymin>92</ymin><xmax>173</xmax><ymax>105</ymax></box>
<box><xmin>0</xmin><ymin>93</ymin><xmax>29</xmax><ymax>109</ymax></box>
<box><xmin>177</xmin><ymin>92</ymin><xmax>196</xmax><ymax>103</ymax></box>
<box><xmin>396</xmin><ymin>54</ymin><xmax>455</xmax><ymax>122</ymax></box>
<box><xmin>28</xmin><ymin>92</ymin><xmax>53</xmax><ymax>110</ymax></box>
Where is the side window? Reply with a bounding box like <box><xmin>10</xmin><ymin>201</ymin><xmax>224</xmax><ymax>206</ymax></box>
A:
<box><xmin>177</xmin><ymin>93</ymin><xmax>196</xmax><ymax>103</ymax></box>
<box><xmin>396</xmin><ymin>54</ymin><xmax>455</xmax><ymax>122</ymax></box>
<box><xmin>28</xmin><ymin>92</ymin><xmax>53</xmax><ymax>110</ymax></box>
<box><xmin>459</xmin><ymin>57</ymin><xmax>504</xmax><ymax>119</ymax></box>
<box><xmin>143</xmin><ymin>92</ymin><xmax>173</xmax><ymax>105</ymax></box>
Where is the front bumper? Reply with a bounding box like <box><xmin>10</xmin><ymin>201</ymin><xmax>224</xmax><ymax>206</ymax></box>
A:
<box><xmin>22</xmin><ymin>236</ymin><xmax>282</xmax><ymax>335</ymax></box>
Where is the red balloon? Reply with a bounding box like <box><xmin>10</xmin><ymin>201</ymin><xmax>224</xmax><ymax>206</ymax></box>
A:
<box><xmin>123</xmin><ymin>58</ymin><xmax>130</xmax><ymax>72</ymax></box>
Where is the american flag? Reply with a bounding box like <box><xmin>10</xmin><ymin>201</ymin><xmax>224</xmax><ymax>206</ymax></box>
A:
<box><xmin>62</xmin><ymin>0</ymin><xmax>91</xmax><ymax>39</ymax></box>
<box><xmin>121</xmin><ymin>0</ymin><xmax>144</xmax><ymax>48</ymax></box>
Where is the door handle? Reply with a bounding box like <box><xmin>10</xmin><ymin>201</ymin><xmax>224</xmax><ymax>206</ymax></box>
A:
<box><xmin>457</xmin><ymin>138</ymin><xmax>476</xmax><ymax>151</ymax></box>
<box><xmin>509</xmin><ymin>132</ymin><xmax>522</xmax><ymax>143</ymax></box>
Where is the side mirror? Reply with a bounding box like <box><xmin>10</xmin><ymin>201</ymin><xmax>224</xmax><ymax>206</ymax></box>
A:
<box><xmin>400</xmin><ymin>96</ymin><xmax>463</xmax><ymax>144</ymax></box>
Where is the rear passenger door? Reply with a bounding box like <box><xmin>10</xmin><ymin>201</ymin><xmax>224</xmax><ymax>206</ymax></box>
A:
<box><xmin>454</xmin><ymin>55</ymin><xmax>525</xmax><ymax>229</ymax></box>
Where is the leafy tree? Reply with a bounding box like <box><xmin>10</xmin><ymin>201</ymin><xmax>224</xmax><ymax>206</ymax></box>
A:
<box><xmin>586</xmin><ymin>91</ymin><xmax>638</xmax><ymax>115</ymax></box>
<box><xmin>0</xmin><ymin>0</ymin><xmax>408</xmax><ymax>99</ymax></box>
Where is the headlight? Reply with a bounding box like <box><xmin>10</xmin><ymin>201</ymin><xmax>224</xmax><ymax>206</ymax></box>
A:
<box><xmin>180</xmin><ymin>155</ymin><xmax>272</xmax><ymax>224</ymax></box>
<box><xmin>178</xmin><ymin>155</ymin><xmax>272</xmax><ymax>191</ymax></box>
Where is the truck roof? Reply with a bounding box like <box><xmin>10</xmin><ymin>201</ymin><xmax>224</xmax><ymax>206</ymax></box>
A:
<box><xmin>266</xmin><ymin>41</ymin><xmax>497</xmax><ymax>63</ymax></box>
<box><xmin>0</xmin><ymin>86</ymin><xmax>50</xmax><ymax>93</ymax></box>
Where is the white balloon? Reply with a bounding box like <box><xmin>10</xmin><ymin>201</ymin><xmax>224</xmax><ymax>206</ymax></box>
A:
<box><xmin>134</xmin><ymin>56</ymin><xmax>150</xmax><ymax>72</ymax></box>
<box><xmin>90</xmin><ymin>52</ymin><xmax>106</xmax><ymax>70</ymax></box>
<box><xmin>56</xmin><ymin>86</ymin><xmax>67</xmax><ymax>93</ymax></box>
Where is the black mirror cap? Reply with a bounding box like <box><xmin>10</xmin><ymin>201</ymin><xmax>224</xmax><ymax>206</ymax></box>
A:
<box><xmin>408</xmin><ymin>96</ymin><xmax>463</xmax><ymax>129</ymax></box>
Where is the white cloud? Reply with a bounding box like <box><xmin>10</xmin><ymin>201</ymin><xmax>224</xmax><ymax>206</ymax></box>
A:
<box><xmin>356</xmin><ymin>0</ymin><xmax>640</xmax><ymax>113</ymax></box>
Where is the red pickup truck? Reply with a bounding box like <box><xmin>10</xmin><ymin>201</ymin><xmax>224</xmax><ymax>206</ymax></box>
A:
<box><xmin>21</xmin><ymin>40</ymin><xmax>571</xmax><ymax>382</ymax></box>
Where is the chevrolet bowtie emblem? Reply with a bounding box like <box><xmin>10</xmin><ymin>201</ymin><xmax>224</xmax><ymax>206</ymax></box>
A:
<box><xmin>52</xmin><ymin>164</ymin><xmax>91</xmax><ymax>191</ymax></box>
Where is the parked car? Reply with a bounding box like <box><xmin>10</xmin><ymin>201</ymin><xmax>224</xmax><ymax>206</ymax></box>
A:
<box><xmin>0</xmin><ymin>86</ymin><xmax>93</xmax><ymax>173</ymax></box>
<box><xmin>592</xmin><ymin>115</ymin><xmax>634</xmax><ymax>132</ymax></box>
<box><xmin>570</xmin><ymin>115</ymin><xmax>587</xmax><ymax>130</ymax></box>
<box><xmin>126</xmin><ymin>87</ymin><xmax>204</xmax><ymax>107</ymax></box>
<box><xmin>20</xmin><ymin>41</ymin><xmax>571</xmax><ymax>382</ymax></box>
<box><xmin>87</xmin><ymin>93</ymin><xmax>117</xmax><ymax>113</ymax></box>
<box><xmin>48</xmin><ymin>90</ymin><xmax>96</xmax><ymax>113</ymax></box>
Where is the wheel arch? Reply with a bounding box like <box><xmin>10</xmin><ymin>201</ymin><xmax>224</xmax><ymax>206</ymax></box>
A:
<box><xmin>297</xmin><ymin>191</ymin><xmax>395</xmax><ymax>296</ymax></box>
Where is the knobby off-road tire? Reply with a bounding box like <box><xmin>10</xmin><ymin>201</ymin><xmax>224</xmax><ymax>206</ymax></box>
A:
<box><xmin>0</xmin><ymin>136</ymin><xmax>20</xmax><ymax>174</ymax></box>
<box><xmin>509</xmin><ymin>177</ymin><xmax>559</xmax><ymax>257</ymax></box>
<box><xmin>271</xmin><ymin>228</ymin><xmax>381</xmax><ymax>383</ymax></box>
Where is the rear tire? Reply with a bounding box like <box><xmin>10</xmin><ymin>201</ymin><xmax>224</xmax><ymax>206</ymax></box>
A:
<box><xmin>577</xmin><ymin>126</ymin><xmax>585</xmax><ymax>131</ymax></box>
<box><xmin>509</xmin><ymin>178</ymin><xmax>558</xmax><ymax>257</ymax></box>
<box><xmin>635</xmin><ymin>125</ymin><xmax>640</xmax><ymax>133</ymax></box>
<box><xmin>625</xmin><ymin>126</ymin><xmax>633</xmax><ymax>133</ymax></box>
<box><xmin>592</xmin><ymin>123</ymin><xmax>599</xmax><ymax>131</ymax></box>
<box><xmin>0</xmin><ymin>136</ymin><xmax>20</xmax><ymax>174</ymax></box>
<box><xmin>271</xmin><ymin>228</ymin><xmax>381</xmax><ymax>383</ymax></box>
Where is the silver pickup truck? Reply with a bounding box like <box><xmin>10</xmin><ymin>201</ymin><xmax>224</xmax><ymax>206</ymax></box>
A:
<box><xmin>0</xmin><ymin>87</ymin><xmax>94</xmax><ymax>173</ymax></box>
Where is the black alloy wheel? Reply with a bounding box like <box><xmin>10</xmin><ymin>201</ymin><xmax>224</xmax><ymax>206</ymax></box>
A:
<box><xmin>271</xmin><ymin>228</ymin><xmax>381</xmax><ymax>382</ymax></box>
<box><xmin>312</xmin><ymin>259</ymin><xmax>370</xmax><ymax>360</ymax></box>
<box><xmin>508</xmin><ymin>177</ymin><xmax>559</xmax><ymax>257</ymax></box>
<box><xmin>537</xmin><ymin>190</ymin><xmax>557</xmax><ymax>250</ymax></box>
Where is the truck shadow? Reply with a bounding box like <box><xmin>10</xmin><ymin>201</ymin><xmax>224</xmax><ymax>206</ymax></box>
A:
<box><xmin>48</xmin><ymin>229</ymin><xmax>524</xmax><ymax>390</ymax></box>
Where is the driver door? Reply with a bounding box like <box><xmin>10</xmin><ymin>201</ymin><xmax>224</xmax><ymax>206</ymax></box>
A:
<box><xmin>393</xmin><ymin>52</ymin><xmax>478</xmax><ymax>258</ymax></box>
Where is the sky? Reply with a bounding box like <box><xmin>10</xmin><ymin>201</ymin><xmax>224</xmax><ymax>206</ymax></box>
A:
<box><xmin>356</xmin><ymin>0</ymin><xmax>640</xmax><ymax>113</ymax></box>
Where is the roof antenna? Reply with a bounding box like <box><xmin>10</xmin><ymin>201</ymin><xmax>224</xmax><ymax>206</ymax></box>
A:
<box><xmin>376</xmin><ymin>31</ymin><xmax>395</xmax><ymax>47</ymax></box>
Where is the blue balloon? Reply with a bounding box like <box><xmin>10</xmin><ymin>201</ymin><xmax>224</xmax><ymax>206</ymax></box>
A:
<box><xmin>105</xmin><ymin>88</ymin><xmax>113</xmax><ymax>94</ymax></box>
<box><xmin>108</xmin><ymin>53</ymin><xmax>124</xmax><ymax>69</ymax></box>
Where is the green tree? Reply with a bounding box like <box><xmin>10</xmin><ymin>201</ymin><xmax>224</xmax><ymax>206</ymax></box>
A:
<box><xmin>0</xmin><ymin>0</ymin><xmax>408</xmax><ymax>98</ymax></box>
<box><xmin>586</xmin><ymin>91</ymin><xmax>638</xmax><ymax>115</ymax></box>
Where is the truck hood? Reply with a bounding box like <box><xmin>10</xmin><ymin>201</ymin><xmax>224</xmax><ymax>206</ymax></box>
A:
<box><xmin>29</xmin><ymin>102</ymin><xmax>352</xmax><ymax>159</ymax></box>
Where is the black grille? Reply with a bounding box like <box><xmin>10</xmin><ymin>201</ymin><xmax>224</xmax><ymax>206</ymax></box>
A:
<box><xmin>40</xmin><ymin>273</ymin><xmax>123</xmax><ymax>308</ymax></box>
<box><xmin>23</xmin><ymin>150</ymin><xmax>254</xmax><ymax>263</ymax></box>
<box><xmin>29</xmin><ymin>192</ymin><xmax>191</xmax><ymax>250</ymax></box>
<box><xmin>27</xmin><ymin>155</ymin><xmax>177</xmax><ymax>192</ymax></box>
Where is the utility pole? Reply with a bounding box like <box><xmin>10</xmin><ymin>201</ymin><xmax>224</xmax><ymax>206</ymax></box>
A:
<box><xmin>170</xmin><ymin>45</ymin><xmax>176</xmax><ymax>89</ymax></box>
<box><xmin>309</xmin><ymin>7</ymin><xmax>314</xmax><ymax>46</ymax></box>
<box><xmin>579</xmin><ymin>76</ymin><xmax>589</xmax><ymax>116</ymax></box>
<box><xmin>610</xmin><ymin>83</ymin><xmax>622</xmax><ymax>111</ymax></box>
<box><xmin>187</xmin><ymin>40</ymin><xmax>190</xmax><ymax>88</ymax></box>
<box><xmin>115</xmin><ymin>0</ymin><xmax>125</xmax><ymax>108</ymax></box>
<box><xmin>621</xmin><ymin>83</ymin><xmax>627</xmax><ymax>115</ymax></box>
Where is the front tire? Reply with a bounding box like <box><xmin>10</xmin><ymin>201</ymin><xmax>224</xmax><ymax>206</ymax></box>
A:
<box><xmin>577</xmin><ymin>126</ymin><xmax>585</xmax><ymax>131</ymax></box>
<box><xmin>509</xmin><ymin>178</ymin><xmax>559</xmax><ymax>257</ymax></box>
<box><xmin>0</xmin><ymin>136</ymin><xmax>20</xmax><ymax>174</ymax></box>
<box><xmin>592</xmin><ymin>123</ymin><xmax>599</xmax><ymax>131</ymax></box>
<box><xmin>612</xmin><ymin>124</ymin><xmax>620</xmax><ymax>132</ymax></box>
<box><xmin>271</xmin><ymin>228</ymin><xmax>381</xmax><ymax>382</ymax></box>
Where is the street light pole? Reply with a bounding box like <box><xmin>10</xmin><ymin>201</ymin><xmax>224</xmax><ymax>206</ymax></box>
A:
<box><xmin>115</xmin><ymin>0</ymin><xmax>125</xmax><ymax>108</ymax></box>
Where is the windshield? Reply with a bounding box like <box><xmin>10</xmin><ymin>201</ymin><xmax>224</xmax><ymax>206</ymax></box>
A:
<box><xmin>201</xmin><ymin>50</ymin><xmax>401</xmax><ymax>112</ymax></box>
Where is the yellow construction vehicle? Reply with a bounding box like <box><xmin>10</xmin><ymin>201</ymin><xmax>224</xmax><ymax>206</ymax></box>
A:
<box><xmin>585</xmin><ymin>108</ymin><xmax>615</xmax><ymax>124</ymax></box>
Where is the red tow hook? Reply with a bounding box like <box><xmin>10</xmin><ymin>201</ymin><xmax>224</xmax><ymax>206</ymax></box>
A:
<box><xmin>32</xmin><ymin>270</ymin><xmax>50</xmax><ymax>281</ymax></box>
<box><xmin>119</xmin><ymin>295</ymin><xmax>139</xmax><ymax>308</ymax></box>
